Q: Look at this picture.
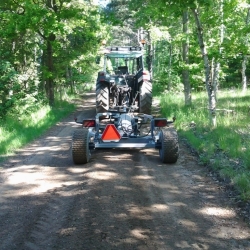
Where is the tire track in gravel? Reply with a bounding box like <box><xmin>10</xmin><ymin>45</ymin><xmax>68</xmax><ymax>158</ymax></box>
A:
<box><xmin>23</xmin><ymin>186</ymin><xmax>80</xmax><ymax>250</ymax></box>
<box><xmin>48</xmin><ymin>144</ymin><xmax>250</xmax><ymax>250</ymax></box>
<box><xmin>0</xmin><ymin>92</ymin><xmax>96</xmax><ymax>250</ymax></box>
<box><xmin>1</xmin><ymin>92</ymin><xmax>250</xmax><ymax>250</ymax></box>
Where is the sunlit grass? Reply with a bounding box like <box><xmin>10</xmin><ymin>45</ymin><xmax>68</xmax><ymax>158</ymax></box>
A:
<box><xmin>0</xmin><ymin>100</ymin><xmax>75</xmax><ymax>160</ymax></box>
<box><xmin>159</xmin><ymin>88</ymin><xmax>250</xmax><ymax>200</ymax></box>
<box><xmin>0</xmin><ymin>84</ymin><xmax>91</xmax><ymax>163</ymax></box>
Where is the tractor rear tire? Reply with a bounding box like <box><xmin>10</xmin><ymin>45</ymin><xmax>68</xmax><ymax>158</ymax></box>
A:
<box><xmin>159</xmin><ymin>127</ymin><xmax>179</xmax><ymax>163</ymax></box>
<box><xmin>96</xmin><ymin>82</ymin><xmax>109</xmax><ymax>113</ymax></box>
<box><xmin>139</xmin><ymin>81</ymin><xmax>152</xmax><ymax>114</ymax></box>
<box><xmin>72</xmin><ymin>128</ymin><xmax>91</xmax><ymax>164</ymax></box>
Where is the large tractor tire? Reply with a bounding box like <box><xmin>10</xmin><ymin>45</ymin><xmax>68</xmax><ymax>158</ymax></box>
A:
<box><xmin>159</xmin><ymin>127</ymin><xmax>179</xmax><ymax>163</ymax></box>
<box><xmin>96</xmin><ymin>82</ymin><xmax>109</xmax><ymax>113</ymax></box>
<box><xmin>139</xmin><ymin>81</ymin><xmax>152</xmax><ymax>114</ymax></box>
<box><xmin>72</xmin><ymin>128</ymin><xmax>91</xmax><ymax>164</ymax></box>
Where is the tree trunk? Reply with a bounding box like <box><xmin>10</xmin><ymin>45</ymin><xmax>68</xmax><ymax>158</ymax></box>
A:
<box><xmin>242</xmin><ymin>7</ymin><xmax>250</xmax><ymax>92</ymax></box>
<box><xmin>168</xmin><ymin>43</ymin><xmax>172</xmax><ymax>90</ymax></box>
<box><xmin>242</xmin><ymin>55</ymin><xmax>247</xmax><ymax>92</ymax></box>
<box><xmin>40</xmin><ymin>48</ymin><xmax>49</xmax><ymax>97</ymax></box>
<box><xmin>212</xmin><ymin>61</ymin><xmax>220</xmax><ymax>101</ymax></box>
<box><xmin>211</xmin><ymin>0</ymin><xmax>224</xmax><ymax>101</ymax></box>
<box><xmin>66</xmin><ymin>66</ymin><xmax>74</xmax><ymax>94</ymax></box>
<box><xmin>45</xmin><ymin>0</ymin><xmax>57</xmax><ymax>106</ymax></box>
<box><xmin>192</xmin><ymin>8</ymin><xmax>216</xmax><ymax>127</ymax></box>
<box><xmin>182</xmin><ymin>10</ymin><xmax>191</xmax><ymax>106</ymax></box>
<box><xmin>46</xmin><ymin>33</ymin><xmax>56</xmax><ymax>106</ymax></box>
<box><xmin>147</xmin><ymin>31</ymin><xmax>153</xmax><ymax>81</ymax></box>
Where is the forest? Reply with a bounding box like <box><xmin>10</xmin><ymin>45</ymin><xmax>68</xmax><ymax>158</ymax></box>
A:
<box><xmin>0</xmin><ymin>0</ymin><xmax>249</xmax><ymax>118</ymax></box>
<box><xmin>0</xmin><ymin>0</ymin><xmax>250</xmax><ymax>200</ymax></box>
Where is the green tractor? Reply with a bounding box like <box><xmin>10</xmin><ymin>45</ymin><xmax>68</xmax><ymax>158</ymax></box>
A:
<box><xmin>71</xmin><ymin>46</ymin><xmax>179</xmax><ymax>165</ymax></box>
<box><xmin>96</xmin><ymin>46</ymin><xmax>152</xmax><ymax>114</ymax></box>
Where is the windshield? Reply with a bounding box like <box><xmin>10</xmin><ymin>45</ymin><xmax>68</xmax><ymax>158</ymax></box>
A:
<box><xmin>105</xmin><ymin>46</ymin><xmax>143</xmax><ymax>59</ymax></box>
<box><xmin>101</xmin><ymin>46</ymin><xmax>144</xmax><ymax>74</ymax></box>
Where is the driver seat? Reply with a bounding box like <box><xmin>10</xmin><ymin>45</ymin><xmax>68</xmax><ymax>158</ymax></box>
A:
<box><xmin>117</xmin><ymin>66</ymin><xmax>128</xmax><ymax>74</ymax></box>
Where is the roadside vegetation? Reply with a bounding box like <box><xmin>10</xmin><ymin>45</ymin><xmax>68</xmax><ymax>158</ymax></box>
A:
<box><xmin>157</xmin><ymin>87</ymin><xmax>250</xmax><ymax>201</ymax></box>
<box><xmin>1</xmin><ymin>0</ymin><xmax>250</xmax><ymax>202</ymax></box>
<box><xmin>0</xmin><ymin>81</ymin><xmax>96</xmax><ymax>162</ymax></box>
<box><xmin>0</xmin><ymin>1</ymin><xmax>102</xmax><ymax>161</ymax></box>
<box><xmin>0</xmin><ymin>92</ymin><xmax>75</xmax><ymax>162</ymax></box>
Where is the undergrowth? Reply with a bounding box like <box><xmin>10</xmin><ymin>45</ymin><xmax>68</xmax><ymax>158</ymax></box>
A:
<box><xmin>0</xmin><ymin>81</ymin><xmax>95</xmax><ymax>162</ymax></box>
<box><xmin>0</xmin><ymin>96</ymin><xmax>76</xmax><ymax>162</ymax></box>
<box><xmin>159</xmin><ymin>89</ymin><xmax>250</xmax><ymax>201</ymax></box>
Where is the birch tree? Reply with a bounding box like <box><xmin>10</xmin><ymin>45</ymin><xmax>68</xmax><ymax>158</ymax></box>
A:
<box><xmin>182</xmin><ymin>10</ymin><xmax>191</xmax><ymax>105</ymax></box>
<box><xmin>242</xmin><ymin>6</ymin><xmax>250</xmax><ymax>92</ymax></box>
<box><xmin>192</xmin><ymin>8</ymin><xmax>217</xmax><ymax>126</ymax></box>
<box><xmin>211</xmin><ymin>0</ymin><xmax>224</xmax><ymax>101</ymax></box>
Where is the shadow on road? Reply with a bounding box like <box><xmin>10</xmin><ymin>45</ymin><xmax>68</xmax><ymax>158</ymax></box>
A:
<box><xmin>0</xmin><ymin>92</ymin><xmax>250</xmax><ymax>250</ymax></box>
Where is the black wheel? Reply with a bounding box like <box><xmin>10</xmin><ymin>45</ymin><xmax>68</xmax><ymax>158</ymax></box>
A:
<box><xmin>96</xmin><ymin>82</ymin><xmax>109</xmax><ymax>113</ymax></box>
<box><xmin>72</xmin><ymin>129</ymin><xmax>91</xmax><ymax>164</ymax></box>
<box><xmin>139</xmin><ymin>80</ymin><xmax>152</xmax><ymax>114</ymax></box>
<box><xmin>159</xmin><ymin>127</ymin><xmax>179</xmax><ymax>163</ymax></box>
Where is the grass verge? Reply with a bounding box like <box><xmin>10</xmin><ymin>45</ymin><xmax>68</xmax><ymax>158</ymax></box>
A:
<box><xmin>0</xmin><ymin>99</ymin><xmax>75</xmax><ymax>163</ymax></box>
<box><xmin>159</xmin><ymin>89</ymin><xmax>250</xmax><ymax>201</ymax></box>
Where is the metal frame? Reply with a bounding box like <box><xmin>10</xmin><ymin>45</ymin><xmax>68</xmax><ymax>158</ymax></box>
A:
<box><xmin>79</xmin><ymin>112</ymin><xmax>173</xmax><ymax>151</ymax></box>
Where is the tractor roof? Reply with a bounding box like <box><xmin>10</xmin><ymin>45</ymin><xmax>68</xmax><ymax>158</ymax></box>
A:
<box><xmin>104</xmin><ymin>46</ymin><xmax>143</xmax><ymax>58</ymax></box>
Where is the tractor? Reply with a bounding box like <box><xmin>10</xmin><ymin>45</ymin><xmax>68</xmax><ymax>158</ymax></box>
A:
<box><xmin>71</xmin><ymin>46</ymin><xmax>179</xmax><ymax>164</ymax></box>
<box><xmin>95</xmin><ymin>46</ymin><xmax>152</xmax><ymax>114</ymax></box>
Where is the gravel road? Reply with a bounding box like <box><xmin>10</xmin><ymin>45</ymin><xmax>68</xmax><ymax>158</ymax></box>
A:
<box><xmin>0</xmin><ymin>92</ymin><xmax>250</xmax><ymax>250</ymax></box>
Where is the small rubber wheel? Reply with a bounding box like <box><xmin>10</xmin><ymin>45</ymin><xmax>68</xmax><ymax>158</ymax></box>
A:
<box><xmin>159</xmin><ymin>127</ymin><xmax>179</xmax><ymax>163</ymax></box>
<box><xmin>72</xmin><ymin>129</ymin><xmax>91</xmax><ymax>164</ymax></box>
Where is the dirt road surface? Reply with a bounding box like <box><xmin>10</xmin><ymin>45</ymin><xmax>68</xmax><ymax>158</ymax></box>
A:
<box><xmin>0</xmin><ymin>92</ymin><xmax>250</xmax><ymax>250</ymax></box>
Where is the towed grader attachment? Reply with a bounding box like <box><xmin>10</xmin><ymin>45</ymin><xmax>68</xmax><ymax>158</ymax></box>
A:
<box><xmin>72</xmin><ymin>111</ymin><xmax>179</xmax><ymax>164</ymax></box>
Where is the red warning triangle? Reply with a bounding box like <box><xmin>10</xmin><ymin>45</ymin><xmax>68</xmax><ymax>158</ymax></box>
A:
<box><xmin>101</xmin><ymin>124</ymin><xmax>121</xmax><ymax>142</ymax></box>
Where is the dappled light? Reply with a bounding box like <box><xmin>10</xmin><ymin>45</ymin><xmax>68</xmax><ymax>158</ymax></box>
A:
<box><xmin>177</xmin><ymin>219</ymin><xmax>198</xmax><ymax>232</ymax></box>
<box><xmin>175</xmin><ymin>240</ymin><xmax>208</xmax><ymax>249</ymax></box>
<box><xmin>6</xmin><ymin>166</ymin><xmax>82</xmax><ymax>194</ymax></box>
<box><xmin>1</xmin><ymin>0</ymin><xmax>250</xmax><ymax>248</ymax></box>
<box><xmin>1</xmin><ymin>134</ymin><xmax>250</xmax><ymax>249</ymax></box>
<box><xmin>131</xmin><ymin>175</ymin><xmax>154</xmax><ymax>180</ymax></box>
<box><xmin>0</xmin><ymin>94</ymin><xmax>250</xmax><ymax>250</ymax></box>
<box><xmin>199</xmin><ymin>207</ymin><xmax>236</xmax><ymax>218</ymax></box>
<box><xmin>130</xmin><ymin>228</ymin><xmax>151</xmax><ymax>240</ymax></box>
<box><xmin>152</xmin><ymin>204</ymin><xmax>169</xmax><ymax>211</ymax></box>
<box><xmin>126</xmin><ymin>205</ymin><xmax>153</xmax><ymax>220</ymax></box>
<box><xmin>85</xmin><ymin>171</ymin><xmax>118</xmax><ymax>180</ymax></box>
<box><xmin>58</xmin><ymin>227</ymin><xmax>77</xmax><ymax>236</ymax></box>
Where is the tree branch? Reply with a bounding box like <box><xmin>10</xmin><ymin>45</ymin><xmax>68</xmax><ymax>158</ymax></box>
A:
<box><xmin>12</xmin><ymin>0</ymin><xmax>25</xmax><ymax>14</ymax></box>
<box><xmin>37</xmin><ymin>29</ymin><xmax>47</xmax><ymax>40</ymax></box>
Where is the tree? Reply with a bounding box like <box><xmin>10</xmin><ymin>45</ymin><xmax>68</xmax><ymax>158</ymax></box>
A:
<box><xmin>127</xmin><ymin>0</ymin><xmax>244</xmax><ymax>126</ymax></box>
<box><xmin>104</xmin><ymin>0</ymin><xmax>138</xmax><ymax>45</ymax></box>
<box><xmin>192</xmin><ymin>7</ymin><xmax>216</xmax><ymax>126</ymax></box>
<box><xmin>242</xmin><ymin>5</ymin><xmax>250</xmax><ymax>92</ymax></box>
<box><xmin>182</xmin><ymin>10</ymin><xmax>191</xmax><ymax>105</ymax></box>
<box><xmin>0</xmin><ymin>0</ymin><xmax>103</xmax><ymax>112</ymax></box>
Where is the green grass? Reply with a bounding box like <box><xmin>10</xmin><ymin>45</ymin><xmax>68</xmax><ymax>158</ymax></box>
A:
<box><xmin>0</xmin><ymin>81</ymin><xmax>95</xmax><ymax>162</ymax></box>
<box><xmin>159</xmin><ymin>89</ymin><xmax>250</xmax><ymax>201</ymax></box>
<box><xmin>0</xmin><ymin>99</ymin><xmax>75</xmax><ymax>161</ymax></box>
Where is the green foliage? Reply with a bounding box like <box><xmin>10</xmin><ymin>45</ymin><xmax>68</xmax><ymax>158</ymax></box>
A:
<box><xmin>0</xmin><ymin>0</ymin><xmax>105</xmax><ymax>115</ymax></box>
<box><xmin>0</xmin><ymin>61</ymin><xmax>19</xmax><ymax>118</ymax></box>
<box><xmin>104</xmin><ymin>0</ymin><xmax>138</xmax><ymax>46</ymax></box>
<box><xmin>160</xmin><ymin>89</ymin><xmax>250</xmax><ymax>200</ymax></box>
<box><xmin>233</xmin><ymin>173</ymin><xmax>250</xmax><ymax>201</ymax></box>
<box><xmin>123</xmin><ymin>0</ymin><xmax>250</xmax><ymax>97</ymax></box>
<box><xmin>0</xmin><ymin>99</ymin><xmax>75</xmax><ymax>159</ymax></box>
